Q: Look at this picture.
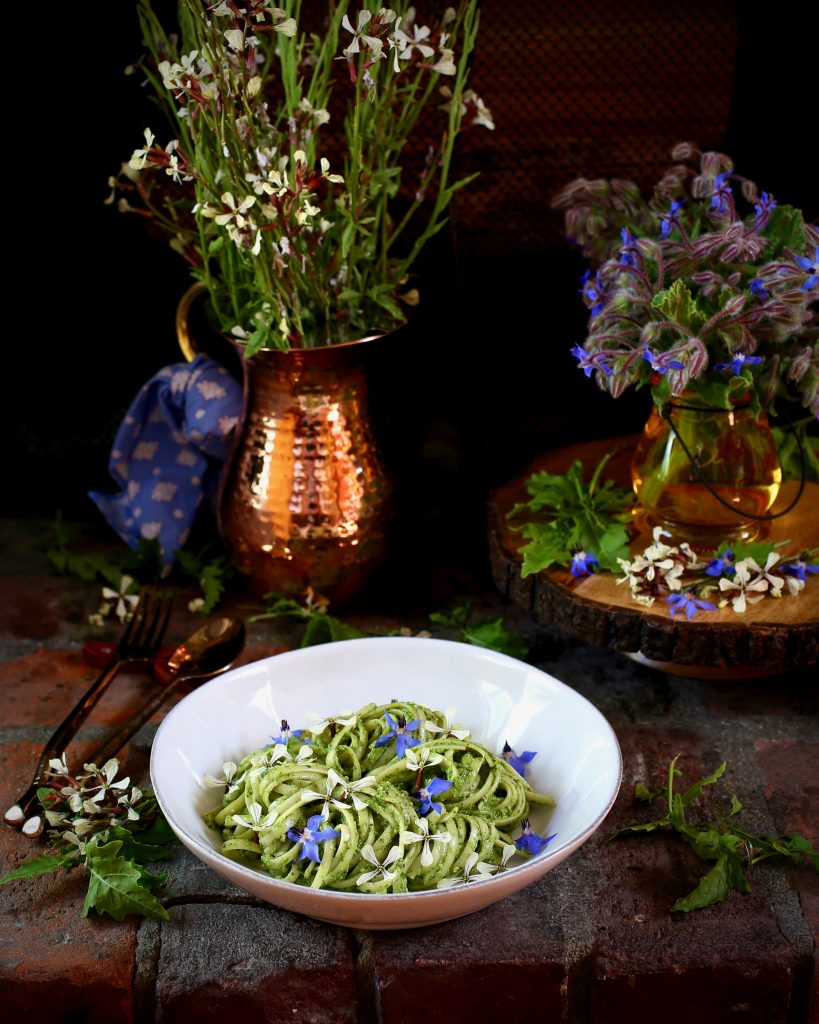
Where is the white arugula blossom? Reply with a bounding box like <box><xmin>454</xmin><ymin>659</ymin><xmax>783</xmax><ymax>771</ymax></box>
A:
<box><xmin>718</xmin><ymin>559</ymin><xmax>770</xmax><ymax>613</ymax></box>
<box><xmin>357</xmin><ymin>843</ymin><xmax>402</xmax><ymax>886</ymax></box>
<box><xmin>117</xmin><ymin>786</ymin><xmax>144</xmax><ymax>822</ymax></box>
<box><xmin>47</xmin><ymin>752</ymin><xmax>70</xmax><ymax>778</ymax></box>
<box><xmin>496</xmin><ymin>843</ymin><xmax>516</xmax><ymax>872</ymax></box>
<box><xmin>305</xmin><ymin>710</ymin><xmax>357</xmax><ymax>735</ymax></box>
<box><xmin>128</xmin><ymin>128</ymin><xmax>155</xmax><ymax>171</ymax></box>
<box><xmin>203</xmin><ymin>761</ymin><xmax>240</xmax><ymax>788</ymax></box>
<box><xmin>303</xmin><ymin>768</ymin><xmax>375</xmax><ymax>815</ymax></box>
<box><xmin>101</xmin><ymin>576</ymin><xmax>140</xmax><ymax>622</ymax></box>
<box><xmin>436</xmin><ymin>851</ymin><xmax>498</xmax><ymax>889</ymax></box>
<box><xmin>421</xmin><ymin>708</ymin><xmax>469</xmax><ymax>741</ymax></box>
<box><xmin>744</xmin><ymin>553</ymin><xmax>785</xmax><ymax>596</ymax></box>
<box><xmin>400</xmin><ymin>817</ymin><xmax>453</xmax><ymax>867</ymax></box>
<box><xmin>267</xmin><ymin>743</ymin><xmax>316</xmax><ymax>766</ymax></box>
<box><xmin>84</xmin><ymin>759</ymin><xmax>131</xmax><ymax>797</ymax></box>
<box><xmin>230</xmin><ymin>800</ymin><xmax>277</xmax><ymax>832</ymax></box>
<box><xmin>404</xmin><ymin>747</ymin><xmax>443</xmax><ymax>772</ymax></box>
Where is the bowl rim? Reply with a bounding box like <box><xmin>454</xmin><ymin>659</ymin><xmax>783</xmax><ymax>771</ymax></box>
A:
<box><xmin>150</xmin><ymin>636</ymin><xmax>623</xmax><ymax>902</ymax></box>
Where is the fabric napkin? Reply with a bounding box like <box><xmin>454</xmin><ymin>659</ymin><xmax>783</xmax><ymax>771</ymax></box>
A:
<box><xmin>90</xmin><ymin>355</ymin><xmax>243</xmax><ymax>565</ymax></box>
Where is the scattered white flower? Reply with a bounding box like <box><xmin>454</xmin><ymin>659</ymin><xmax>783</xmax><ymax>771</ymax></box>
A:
<box><xmin>436</xmin><ymin>851</ymin><xmax>497</xmax><ymax>888</ymax></box>
<box><xmin>101</xmin><ymin>576</ymin><xmax>139</xmax><ymax>622</ymax></box>
<box><xmin>230</xmin><ymin>800</ymin><xmax>277</xmax><ymax>832</ymax></box>
<box><xmin>400</xmin><ymin>817</ymin><xmax>453</xmax><ymax>867</ymax></box>
<box><xmin>719</xmin><ymin>560</ymin><xmax>769</xmax><ymax>613</ymax></box>
<box><xmin>357</xmin><ymin>843</ymin><xmax>401</xmax><ymax>886</ymax></box>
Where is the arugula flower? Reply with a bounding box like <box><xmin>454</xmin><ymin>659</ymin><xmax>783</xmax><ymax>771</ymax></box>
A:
<box><xmin>502</xmin><ymin>742</ymin><xmax>537</xmax><ymax>779</ymax></box>
<box><xmin>375</xmin><ymin>712</ymin><xmax>422</xmax><ymax>758</ymax></box>
<box><xmin>718</xmin><ymin>559</ymin><xmax>770</xmax><ymax>613</ymax></box>
<box><xmin>100</xmin><ymin>576</ymin><xmax>140</xmax><ymax>623</ymax></box>
<box><xmin>203</xmin><ymin>761</ymin><xmax>239</xmax><ymax>789</ymax></box>
<box><xmin>230</xmin><ymin>800</ymin><xmax>278</xmax><ymax>833</ymax></box>
<box><xmin>415</xmin><ymin>777</ymin><xmax>452</xmax><ymax>816</ymax></box>
<box><xmin>405</xmin><ymin>747</ymin><xmax>444</xmax><ymax>772</ymax></box>
<box><xmin>305</xmin><ymin>710</ymin><xmax>357</xmax><ymax>735</ymax></box>
<box><xmin>420</xmin><ymin>708</ymin><xmax>469</xmax><ymax>741</ymax></box>
<box><xmin>267</xmin><ymin>743</ymin><xmax>316</xmax><ymax>766</ymax></box>
<box><xmin>400</xmin><ymin>817</ymin><xmax>453</xmax><ymax>867</ymax></box>
<box><xmin>288</xmin><ymin>814</ymin><xmax>341</xmax><ymax>864</ymax></box>
<box><xmin>436</xmin><ymin>851</ymin><xmax>497</xmax><ymax>888</ymax></box>
<box><xmin>515</xmin><ymin>819</ymin><xmax>557</xmax><ymax>856</ymax></box>
<box><xmin>303</xmin><ymin>768</ymin><xmax>375</xmax><ymax>816</ymax></box>
<box><xmin>357</xmin><ymin>844</ymin><xmax>402</xmax><ymax>886</ymax></box>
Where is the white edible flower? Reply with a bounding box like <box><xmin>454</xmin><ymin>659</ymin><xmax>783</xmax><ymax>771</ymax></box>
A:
<box><xmin>719</xmin><ymin>560</ymin><xmax>769</xmax><ymax>613</ymax></box>
<box><xmin>101</xmin><ymin>575</ymin><xmax>139</xmax><ymax>622</ymax></box>
<box><xmin>230</xmin><ymin>800</ymin><xmax>277</xmax><ymax>832</ymax></box>
<box><xmin>305</xmin><ymin>710</ymin><xmax>357</xmax><ymax>735</ymax></box>
<box><xmin>436</xmin><ymin>851</ymin><xmax>497</xmax><ymax>889</ymax></box>
<box><xmin>47</xmin><ymin>752</ymin><xmax>70</xmax><ymax>778</ymax></box>
<box><xmin>400</xmin><ymin>817</ymin><xmax>452</xmax><ymax>867</ymax></box>
<box><xmin>117</xmin><ymin>786</ymin><xmax>143</xmax><ymax>821</ymax></box>
<box><xmin>421</xmin><ymin>708</ymin><xmax>469</xmax><ymax>741</ymax></box>
<box><xmin>357</xmin><ymin>843</ymin><xmax>401</xmax><ymax>886</ymax></box>
<box><xmin>128</xmin><ymin>128</ymin><xmax>155</xmax><ymax>171</ymax></box>
<box><xmin>204</xmin><ymin>761</ymin><xmax>239</xmax><ymax>788</ymax></box>
<box><xmin>405</xmin><ymin>747</ymin><xmax>443</xmax><ymax>772</ymax></box>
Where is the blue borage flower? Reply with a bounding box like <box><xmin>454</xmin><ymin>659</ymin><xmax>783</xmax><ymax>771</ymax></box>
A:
<box><xmin>709</xmin><ymin>171</ymin><xmax>733</xmax><ymax>215</ymax></box>
<box><xmin>375</xmin><ymin>712</ymin><xmax>421</xmax><ymax>758</ymax></box>
<box><xmin>571</xmin><ymin>343</ymin><xmax>614</xmax><ymax>378</ymax></box>
<box><xmin>666</xmin><ymin>592</ymin><xmax>718</xmax><ymax>620</ymax></box>
<box><xmin>287</xmin><ymin>814</ymin><xmax>341</xmax><ymax>864</ymax></box>
<box><xmin>796</xmin><ymin>247</ymin><xmax>818</xmax><ymax>290</ymax></box>
<box><xmin>502</xmin><ymin>742</ymin><xmax>537</xmax><ymax>778</ymax></box>
<box><xmin>269</xmin><ymin>719</ymin><xmax>308</xmax><ymax>746</ymax></box>
<box><xmin>781</xmin><ymin>558</ymin><xmax>819</xmax><ymax>582</ymax></box>
<box><xmin>659</xmin><ymin>199</ymin><xmax>685</xmax><ymax>237</ymax></box>
<box><xmin>618</xmin><ymin>226</ymin><xmax>639</xmax><ymax>267</ymax></box>
<box><xmin>749</xmin><ymin>278</ymin><xmax>768</xmax><ymax>300</ymax></box>
<box><xmin>579</xmin><ymin>269</ymin><xmax>606</xmax><ymax>316</ymax></box>
<box><xmin>714</xmin><ymin>352</ymin><xmax>763</xmax><ymax>376</ymax></box>
<box><xmin>642</xmin><ymin>346</ymin><xmax>685</xmax><ymax>375</ymax></box>
<box><xmin>705</xmin><ymin>550</ymin><xmax>734</xmax><ymax>577</ymax></box>
<box><xmin>415</xmin><ymin>777</ymin><xmax>451</xmax><ymax>816</ymax></box>
<box><xmin>570</xmin><ymin>550</ymin><xmax>600</xmax><ymax>578</ymax></box>
<box><xmin>515</xmin><ymin>819</ymin><xmax>556</xmax><ymax>856</ymax></box>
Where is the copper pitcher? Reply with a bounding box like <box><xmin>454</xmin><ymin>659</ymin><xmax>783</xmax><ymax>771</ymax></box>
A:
<box><xmin>177</xmin><ymin>285</ymin><xmax>393</xmax><ymax>604</ymax></box>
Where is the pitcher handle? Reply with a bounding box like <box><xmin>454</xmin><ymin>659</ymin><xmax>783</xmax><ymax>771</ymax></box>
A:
<box><xmin>176</xmin><ymin>281</ymin><xmax>208</xmax><ymax>362</ymax></box>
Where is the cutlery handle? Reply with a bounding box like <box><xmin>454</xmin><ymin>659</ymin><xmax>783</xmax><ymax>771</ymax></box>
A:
<box><xmin>4</xmin><ymin>659</ymin><xmax>124</xmax><ymax>826</ymax></box>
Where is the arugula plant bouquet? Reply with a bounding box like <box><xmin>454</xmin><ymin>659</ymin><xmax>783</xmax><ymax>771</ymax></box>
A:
<box><xmin>553</xmin><ymin>143</ymin><xmax>818</xmax><ymax>416</ymax></box>
<box><xmin>111</xmin><ymin>0</ymin><xmax>493</xmax><ymax>353</ymax></box>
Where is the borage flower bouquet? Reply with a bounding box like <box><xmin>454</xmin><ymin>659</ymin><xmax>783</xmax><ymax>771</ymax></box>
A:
<box><xmin>552</xmin><ymin>144</ymin><xmax>818</xmax><ymax>541</ymax></box>
<box><xmin>110</xmin><ymin>0</ymin><xmax>493</xmax><ymax>352</ymax></box>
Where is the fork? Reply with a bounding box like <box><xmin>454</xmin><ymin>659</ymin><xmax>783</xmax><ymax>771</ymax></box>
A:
<box><xmin>4</xmin><ymin>586</ymin><xmax>173</xmax><ymax>831</ymax></box>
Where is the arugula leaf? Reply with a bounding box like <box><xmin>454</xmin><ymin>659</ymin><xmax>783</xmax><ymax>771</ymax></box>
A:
<box><xmin>174</xmin><ymin>547</ymin><xmax>233</xmax><ymax>614</ymax></box>
<box><xmin>82</xmin><ymin>840</ymin><xmax>169</xmax><ymax>922</ymax></box>
<box><xmin>251</xmin><ymin>593</ymin><xmax>368</xmax><ymax>648</ymax></box>
<box><xmin>430</xmin><ymin>604</ymin><xmax>529</xmax><ymax>659</ymax></box>
<box><xmin>0</xmin><ymin>854</ymin><xmax>74</xmax><ymax>883</ymax></box>
<box><xmin>609</xmin><ymin>756</ymin><xmax>818</xmax><ymax>912</ymax></box>
<box><xmin>510</xmin><ymin>456</ymin><xmax>632</xmax><ymax>576</ymax></box>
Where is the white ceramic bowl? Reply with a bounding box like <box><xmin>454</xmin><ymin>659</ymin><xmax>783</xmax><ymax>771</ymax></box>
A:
<box><xmin>150</xmin><ymin>637</ymin><xmax>621</xmax><ymax>929</ymax></box>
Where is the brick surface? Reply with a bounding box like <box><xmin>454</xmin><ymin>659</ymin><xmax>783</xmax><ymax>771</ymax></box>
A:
<box><xmin>155</xmin><ymin>903</ymin><xmax>358</xmax><ymax>1024</ymax></box>
<box><xmin>369</xmin><ymin>877</ymin><xmax>571</xmax><ymax>1023</ymax></box>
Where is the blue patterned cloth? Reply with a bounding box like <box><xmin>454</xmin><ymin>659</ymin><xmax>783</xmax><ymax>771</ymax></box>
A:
<box><xmin>90</xmin><ymin>355</ymin><xmax>243</xmax><ymax>564</ymax></box>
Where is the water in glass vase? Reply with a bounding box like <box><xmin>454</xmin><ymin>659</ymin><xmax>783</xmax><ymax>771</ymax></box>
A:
<box><xmin>631</xmin><ymin>399</ymin><xmax>782</xmax><ymax>546</ymax></box>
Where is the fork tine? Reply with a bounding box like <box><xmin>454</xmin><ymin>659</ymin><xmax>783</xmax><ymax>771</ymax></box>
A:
<box><xmin>147</xmin><ymin>593</ymin><xmax>174</xmax><ymax>651</ymax></box>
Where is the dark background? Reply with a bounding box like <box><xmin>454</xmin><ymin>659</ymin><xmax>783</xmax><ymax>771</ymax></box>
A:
<box><xmin>4</xmin><ymin>0</ymin><xmax>815</xmax><ymax>583</ymax></box>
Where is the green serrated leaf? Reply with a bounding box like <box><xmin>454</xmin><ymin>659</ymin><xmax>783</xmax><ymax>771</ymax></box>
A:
<box><xmin>650</xmin><ymin>279</ymin><xmax>708</xmax><ymax>331</ymax></box>
<box><xmin>762</xmin><ymin>204</ymin><xmax>805</xmax><ymax>258</ymax></box>
<box><xmin>681</xmin><ymin>760</ymin><xmax>726</xmax><ymax>806</ymax></box>
<box><xmin>0</xmin><ymin>854</ymin><xmax>74</xmax><ymax>883</ymax></box>
<box><xmin>672</xmin><ymin>850</ymin><xmax>750</xmax><ymax>912</ymax></box>
<box><xmin>461</xmin><ymin>618</ymin><xmax>529</xmax><ymax>659</ymax></box>
<box><xmin>82</xmin><ymin>840</ymin><xmax>169</xmax><ymax>922</ymax></box>
<box><xmin>107</xmin><ymin>826</ymin><xmax>173</xmax><ymax>863</ymax></box>
<box><xmin>634</xmin><ymin>782</ymin><xmax>659</xmax><ymax>803</ymax></box>
<box><xmin>729</xmin><ymin>793</ymin><xmax>743</xmax><ymax>816</ymax></box>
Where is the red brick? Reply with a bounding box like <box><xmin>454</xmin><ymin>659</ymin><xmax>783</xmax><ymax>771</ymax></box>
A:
<box><xmin>369</xmin><ymin>886</ymin><xmax>567</xmax><ymax>1023</ymax></box>
<box><xmin>155</xmin><ymin>904</ymin><xmax>357</xmax><ymax>1023</ymax></box>
<box><xmin>0</xmin><ymin>575</ymin><xmax>88</xmax><ymax>641</ymax></box>
<box><xmin>698</xmin><ymin>677</ymin><xmax>819</xmax><ymax>718</ymax></box>
<box><xmin>589</xmin><ymin>726</ymin><xmax>803</xmax><ymax>1024</ymax></box>
<box><xmin>0</xmin><ymin>825</ymin><xmax>136</xmax><ymax>1024</ymax></box>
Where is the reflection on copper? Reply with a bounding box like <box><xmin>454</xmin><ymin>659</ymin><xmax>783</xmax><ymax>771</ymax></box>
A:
<box><xmin>217</xmin><ymin>334</ymin><xmax>392</xmax><ymax>604</ymax></box>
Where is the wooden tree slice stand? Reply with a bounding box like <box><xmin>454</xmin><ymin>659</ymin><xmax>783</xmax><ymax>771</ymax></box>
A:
<box><xmin>488</xmin><ymin>437</ymin><xmax>819</xmax><ymax>678</ymax></box>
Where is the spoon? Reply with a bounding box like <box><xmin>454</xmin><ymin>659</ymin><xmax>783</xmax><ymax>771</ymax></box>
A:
<box><xmin>21</xmin><ymin>617</ymin><xmax>246</xmax><ymax>838</ymax></box>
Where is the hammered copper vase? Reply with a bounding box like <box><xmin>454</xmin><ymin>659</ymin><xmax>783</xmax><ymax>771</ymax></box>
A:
<box><xmin>217</xmin><ymin>331</ymin><xmax>393</xmax><ymax>604</ymax></box>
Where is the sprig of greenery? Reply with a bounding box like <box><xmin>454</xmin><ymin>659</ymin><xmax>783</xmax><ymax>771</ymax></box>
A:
<box><xmin>249</xmin><ymin>591</ymin><xmax>370</xmax><ymax>647</ymax></box>
<box><xmin>509</xmin><ymin>455</ymin><xmax>632</xmax><ymax>577</ymax></box>
<box><xmin>429</xmin><ymin>604</ymin><xmax>529</xmax><ymax>659</ymax></box>
<box><xmin>0</xmin><ymin>759</ymin><xmax>175</xmax><ymax>921</ymax></box>
<box><xmin>610</xmin><ymin>756</ymin><xmax>818</xmax><ymax>912</ymax></box>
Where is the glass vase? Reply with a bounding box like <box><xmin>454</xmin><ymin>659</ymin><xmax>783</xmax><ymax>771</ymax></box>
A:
<box><xmin>631</xmin><ymin>398</ymin><xmax>782</xmax><ymax>545</ymax></box>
